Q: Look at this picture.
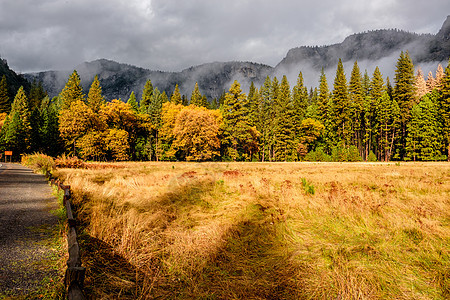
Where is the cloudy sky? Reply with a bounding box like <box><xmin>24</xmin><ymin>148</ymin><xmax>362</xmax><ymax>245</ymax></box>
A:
<box><xmin>1</xmin><ymin>0</ymin><xmax>449</xmax><ymax>73</ymax></box>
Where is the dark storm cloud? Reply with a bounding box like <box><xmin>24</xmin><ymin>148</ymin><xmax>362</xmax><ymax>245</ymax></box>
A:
<box><xmin>1</xmin><ymin>0</ymin><xmax>449</xmax><ymax>72</ymax></box>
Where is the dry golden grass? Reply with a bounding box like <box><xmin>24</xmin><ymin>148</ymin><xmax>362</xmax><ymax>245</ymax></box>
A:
<box><xmin>54</xmin><ymin>162</ymin><xmax>450</xmax><ymax>299</ymax></box>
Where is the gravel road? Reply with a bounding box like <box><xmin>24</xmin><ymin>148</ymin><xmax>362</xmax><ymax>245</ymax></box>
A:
<box><xmin>0</xmin><ymin>163</ymin><xmax>59</xmax><ymax>296</ymax></box>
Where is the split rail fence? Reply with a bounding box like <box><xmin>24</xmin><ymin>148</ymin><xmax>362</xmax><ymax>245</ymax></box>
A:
<box><xmin>47</xmin><ymin>172</ymin><xmax>86</xmax><ymax>300</ymax></box>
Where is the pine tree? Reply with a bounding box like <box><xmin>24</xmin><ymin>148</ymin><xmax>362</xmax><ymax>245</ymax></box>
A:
<box><xmin>140</xmin><ymin>79</ymin><xmax>153</xmax><ymax>113</ymax></box>
<box><xmin>406</xmin><ymin>95</ymin><xmax>441</xmax><ymax>161</ymax></box>
<box><xmin>59</xmin><ymin>70</ymin><xmax>84</xmax><ymax>110</ymax></box>
<box><xmin>414</xmin><ymin>68</ymin><xmax>427</xmax><ymax>100</ymax></box>
<box><xmin>246</xmin><ymin>81</ymin><xmax>259</xmax><ymax>127</ymax></box>
<box><xmin>39</xmin><ymin>96</ymin><xmax>62</xmax><ymax>156</ymax></box>
<box><xmin>28</xmin><ymin>80</ymin><xmax>47</xmax><ymax>111</ymax></box>
<box><xmin>148</xmin><ymin>88</ymin><xmax>164</xmax><ymax>160</ymax></box>
<box><xmin>161</xmin><ymin>91</ymin><xmax>169</xmax><ymax>104</ymax></box>
<box><xmin>292</xmin><ymin>71</ymin><xmax>308</xmax><ymax>139</ymax></box>
<box><xmin>426</xmin><ymin>71</ymin><xmax>436</xmax><ymax>92</ymax></box>
<box><xmin>436</xmin><ymin>64</ymin><xmax>445</xmax><ymax>89</ymax></box>
<box><xmin>190</xmin><ymin>82</ymin><xmax>204</xmax><ymax>106</ymax></box>
<box><xmin>2</xmin><ymin>87</ymin><xmax>32</xmax><ymax>154</ymax></box>
<box><xmin>0</xmin><ymin>75</ymin><xmax>10</xmax><ymax>113</ymax></box>
<box><xmin>439</xmin><ymin>59</ymin><xmax>450</xmax><ymax>160</ymax></box>
<box><xmin>393</xmin><ymin>51</ymin><xmax>416</xmax><ymax>159</ymax></box>
<box><xmin>171</xmin><ymin>84</ymin><xmax>182</xmax><ymax>105</ymax></box>
<box><xmin>222</xmin><ymin>80</ymin><xmax>252</xmax><ymax>160</ymax></box>
<box><xmin>317</xmin><ymin>69</ymin><xmax>329</xmax><ymax>123</ymax></box>
<box><xmin>257</xmin><ymin>76</ymin><xmax>273</xmax><ymax>161</ymax></box>
<box><xmin>127</xmin><ymin>91</ymin><xmax>139</xmax><ymax>113</ymax></box>
<box><xmin>86</xmin><ymin>75</ymin><xmax>105</xmax><ymax>113</ymax></box>
<box><xmin>363</xmin><ymin>67</ymin><xmax>384</xmax><ymax>160</ymax></box>
<box><xmin>376</xmin><ymin>92</ymin><xmax>400</xmax><ymax>161</ymax></box>
<box><xmin>273</xmin><ymin>75</ymin><xmax>295</xmax><ymax>161</ymax></box>
<box><xmin>362</xmin><ymin>70</ymin><xmax>371</xmax><ymax>96</ymax></box>
<box><xmin>386</xmin><ymin>76</ymin><xmax>393</xmax><ymax>99</ymax></box>
<box><xmin>369</xmin><ymin>66</ymin><xmax>384</xmax><ymax>101</ymax></box>
<box><xmin>332</xmin><ymin>58</ymin><xmax>351</xmax><ymax>144</ymax></box>
<box><xmin>348</xmin><ymin>61</ymin><xmax>364</xmax><ymax>154</ymax></box>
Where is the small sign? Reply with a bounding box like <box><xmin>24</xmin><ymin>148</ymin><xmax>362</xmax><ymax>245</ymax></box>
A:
<box><xmin>5</xmin><ymin>151</ymin><xmax>12</xmax><ymax>156</ymax></box>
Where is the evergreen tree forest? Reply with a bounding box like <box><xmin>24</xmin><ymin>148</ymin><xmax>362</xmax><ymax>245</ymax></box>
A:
<box><xmin>1</xmin><ymin>52</ymin><xmax>449</xmax><ymax>162</ymax></box>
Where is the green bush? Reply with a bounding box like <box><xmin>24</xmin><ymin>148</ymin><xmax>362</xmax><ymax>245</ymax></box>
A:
<box><xmin>331</xmin><ymin>143</ymin><xmax>363</xmax><ymax>162</ymax></box>
<box><xmin>21</xmin><ymin>153</ymin><xmax>55</xmax><ymax>174</ymax></box>
<box><xmin>301</xmin><ymin>177</ymin><xmax>315</xmax><ymax>195</ymax></box>
<box><xmin>304</xmin><ymin>147</ymin><xmax>331</xmax><ymax>162</ymax></box>
<box><xmin>368</xmin><ymin>151</ymin><xmax>377</xmax><ymax>162</ymax></box>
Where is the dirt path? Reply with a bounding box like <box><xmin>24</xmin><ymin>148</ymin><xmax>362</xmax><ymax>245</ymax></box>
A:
<box><xmin>0</xmin><ymin>163</ymin><xmax>59</xmax><ymax>297</ymax></box>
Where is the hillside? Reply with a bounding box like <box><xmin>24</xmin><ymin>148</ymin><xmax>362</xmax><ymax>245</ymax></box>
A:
<box><xmin>24</xmin><ymin>60</ymin><xmax>272</xmax><ymax>101</ymax></box>
<box><xmin>275</xmin><ymin>15</ymin><xmax>450</xmax><ymax>81</ymax></box>
<box><xmin>0</xmin><ymin>58</ymin><xmax>31</xmax><ymax>101</ymax></box>
<box><xmin>24</xmin><ymin>16</ymin><xmax>450</xmax><ymax>101</ymax></box>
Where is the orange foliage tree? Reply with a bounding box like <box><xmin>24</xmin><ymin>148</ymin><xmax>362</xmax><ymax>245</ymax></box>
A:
<box><xmin>171</xmin><ymin>105</ymin><xmax>222</xmax><ymax>161</ymax></box>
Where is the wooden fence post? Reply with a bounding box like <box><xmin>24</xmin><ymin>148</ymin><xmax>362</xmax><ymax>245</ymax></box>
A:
<box><xmin>49</xmin><ymin>176</ymin><xmax>86</xmax><ymax>299</ymax></box>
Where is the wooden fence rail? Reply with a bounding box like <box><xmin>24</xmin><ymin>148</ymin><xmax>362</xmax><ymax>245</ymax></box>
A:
<box><xmin>48</xmin><ymin>172</ymin><xmax>86</xmax><ymax>300</ymax></box>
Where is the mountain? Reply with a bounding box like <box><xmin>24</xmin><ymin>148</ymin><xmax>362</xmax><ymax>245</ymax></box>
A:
<box><xmin>24</xmin><ymin>16</ymin><xmax>450</xmax><ymax>101</ymax></box>
<box><xmin>275</xmin><ymin>16</ymin><xmax>450</xmax><ymax>84</ymax></box>
<box><xmin>0</xmin><ymin>57</ymin><xmax>31</xmax><ymax>100</ymax></box>
<box><xmin>24</xmin><ymin>60</ymin><xmax>272</xmax><ymax>101</ymax></box>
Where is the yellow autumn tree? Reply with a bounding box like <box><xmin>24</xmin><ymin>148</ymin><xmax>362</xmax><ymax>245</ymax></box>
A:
<box><xmin>159</xmin><ymin>102</ymin><xmax>184</xmax><ymax>160</ymax></box>
<box><xmin>105</xmin><ymin>128</ymin><xmax>130</xmax><ymax>161</ymax></box>
<box><xmin>59</xmin><ymin>100</ymin><xmax>105</xmax><ymax>155</ymax></box>
<box><xmin>100</xmin><ymin>99</ymin><xmax>152</xmax><ymax>160</ymax></box>
<box><xmin>172</xmin><ymin>105</ymin><xmax>222</xmax><ymax>161</ymax></box>
<box><xmin>100</xmin><ymin>99</ymin><xmax>138</xmax><ymax>131</ymax></box>
<box><xmin>76</xmin><ymin>131</ymin><xmax>106</xmax><ymax>161</ymax></box>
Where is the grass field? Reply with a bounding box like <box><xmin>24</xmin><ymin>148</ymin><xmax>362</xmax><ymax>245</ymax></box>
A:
<box><xmin>53</xmin><ymin>162</ymin><xmax>450</xmax><ymax>299</ymax></box>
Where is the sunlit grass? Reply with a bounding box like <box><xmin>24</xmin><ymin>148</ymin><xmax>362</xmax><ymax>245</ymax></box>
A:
<box><xmin>54</xmin><ymin>162</ymin><xmax>450</xmax><ymax>299</ymax></box>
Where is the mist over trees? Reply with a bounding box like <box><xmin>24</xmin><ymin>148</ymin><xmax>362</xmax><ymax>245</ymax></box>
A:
<box><xmin>1</xmin><ymin>52</ymin><xmax>449</xmax><ymax>162</ymax></box>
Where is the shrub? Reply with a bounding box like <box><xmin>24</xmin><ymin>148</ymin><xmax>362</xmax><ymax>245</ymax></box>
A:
<box><xmin>331</xmin><ymin>143</ymin><xmax>363</xmax><ymax>162</ymax></box>
<box><xmin>21</xmin><ymin>153</ymin><xmax>55</xmax><ymax>174</ymax></box>
<box><xmin>301</xmin><ymin>177</ymin><xmax>315</xmax><ymax>195</ymax></box>
<box><xmin>368</xmin><ymin>151</ymin><xmax>377</xmax><ymax>162</ymax></box>
<box><xmin>55</xmin><ymin>154</ymin><xmax>86</xmax><ymax>169</ymax></box>
<box><xmin>304</xmin><ymin>148</ymin><xmax>331</xmax><ymax>162</ymax></box>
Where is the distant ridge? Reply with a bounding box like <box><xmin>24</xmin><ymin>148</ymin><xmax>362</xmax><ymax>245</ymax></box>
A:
<box><xmin>23</xmin><ymin>15</ymin><xmax>450</xmax><ymax>101</ymax></box>
<box><xmin>0</xmin><ymin>58</ymin><xmax>31</xmax><ymax>100</ymax></box>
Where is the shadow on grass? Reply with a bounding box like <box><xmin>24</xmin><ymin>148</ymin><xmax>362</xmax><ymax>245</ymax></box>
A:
<box><xmin>72</xmin><ymin>176</ymin><xmax>305</xmax><ymax>299</ymax></box>
<box><xmin>155</xmin><ymin>203</ymin><xmax>304</xmax><ymax>300</ymax></box>
<box><xmin>78</xmin><ymin>233</ymin><xmax>143</xmax><ymax>299</ymax></box>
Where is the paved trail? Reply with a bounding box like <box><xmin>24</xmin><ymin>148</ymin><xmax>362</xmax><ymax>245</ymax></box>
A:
<box><xmin>0</xmin><ymin>163</ymin><xmax>59</xmax><ymax>296</ymax></box>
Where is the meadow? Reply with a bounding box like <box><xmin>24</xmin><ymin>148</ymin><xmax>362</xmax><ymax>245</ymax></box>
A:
<box><xmin>53</xmin><ymin>162</ymin><xmax>450</xmax><ymax>299</ymax></box>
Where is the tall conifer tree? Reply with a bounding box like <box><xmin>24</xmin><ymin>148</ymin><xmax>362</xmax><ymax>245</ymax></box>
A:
<box><xmin>59</xmin><ymin>70</ymin><xmax>84</xmax><ymax>110</ymax></box>
<box><xmin>257</xmin><ymin>76</ymin><xmax>273</xmax><ymax>161</ymax></box>
<box><xmin>349</xmin><ymin>61</ymin><xmax>364</xmax><ymax>153</ymax></box>
<box><xmin>332</xmin><ymin>58</ymin><xmax>350</xmax><ymax>144</ymax></box>
<box><xmin>439</xmin><ymin>59</ymin><xmax>450</xmax><ymax>160</ymax></box>
<box><xmin>87</xmin><ymin>75</ymin><xmax>105</xmax><ymax>113</ymax></box>
<box><xmin>171</xmin><ymin>84</ymin><xmax>182</xmax><ymax>105</ymax></box>
<box><xmin>127</xmin><ymin>91</ymin><xmax>139</xmax><ymax>113</ymax></box>
<box><xmin>0</xmin><ymin>75</ymin><xmax>10</xmax><ymax>113</ymax></box>
<box><xmin>273</xmin><ymin>75</ymin><xmax>295</xmax><ymax>161</ymax></box>
<box><xmin>292</xmin><ymin>71</ymin><xmax>308</xmax><ymax>137</ymax></box>
<box><xmin>2</xmin><ymin>87</ymin><xmax>32</xmax><ymax>154</ymax></box>
<box><xmin>393</xmin><ymin>51</ymin><xmax>416</xmax><ymax>159</ymax></box>
<box><xmin>140</xmin><ymin>79</ymin><xmax>153</xmax><ymax>113</ymax></box>
<box><xmin>222</xmin><ymin>80</ymin><xmax>251</xmax><ymax>160</ymax></box>
<box><xmin>317</xmin><ymin>69</ymin><xmax>329</xmax><ymax>123</ymax></box>
<box><xmin>190</xmin><ymin>82</ymin><xmax>205</xmax><ymax>107</ymax></box>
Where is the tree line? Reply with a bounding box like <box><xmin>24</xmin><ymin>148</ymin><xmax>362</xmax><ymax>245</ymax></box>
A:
<box><xmin>0</xmin><ymin>51</ymin><xmax>449</xmax><ymax>162</ymax></box>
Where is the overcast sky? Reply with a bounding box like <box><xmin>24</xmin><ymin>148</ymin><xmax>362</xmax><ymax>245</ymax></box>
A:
<box><xmin>1</xmin><ymin>0</ymin><xmax>449</xmax><ymax>73</ymax></box>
